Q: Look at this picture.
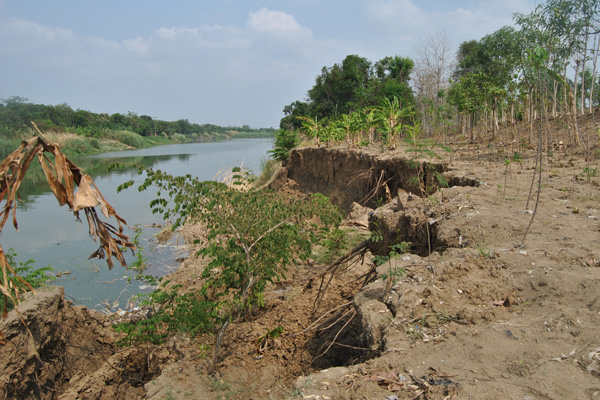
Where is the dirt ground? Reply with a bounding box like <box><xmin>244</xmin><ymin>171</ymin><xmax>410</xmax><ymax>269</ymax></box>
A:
<box><xmin>138</xmin><ymin>120</ymin><xmax>600</xmax><ymax>399</ymax></box>
<box><xmin>7</xmin><ymin>119</ymin><xmax>598</xmax><ymax>400</ymax></box>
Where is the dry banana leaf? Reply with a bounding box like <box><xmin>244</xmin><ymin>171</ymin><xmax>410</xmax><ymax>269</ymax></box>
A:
<box><xmin>0</xmin><ymin>123</ymin><xmax>137</xmax><ymax>327</ymax></box>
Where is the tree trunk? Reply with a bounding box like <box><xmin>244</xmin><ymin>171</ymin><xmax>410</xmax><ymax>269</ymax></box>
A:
<box><xmin>581</xmin><ymin>25</ymin><xmax>589</xmax><ymax>116</ymax></box>
<box><xmin>552</xmin><ymin>81</ymin><xmax>558</xmax><ymax>118</ymax></box>
<box><xmin>589</xmin><ymin>33</ymin><xmax>600</xmax><ymax>114</ymax></box>
<box><xmin>573</xmin><ymin>59</ymin><xmax>580</xmax><ymax>116</ymax></box>
<box><xmin>563</xmin><ymin>65</ymin><xmax>569</xmax><ymax>118</ymax></box>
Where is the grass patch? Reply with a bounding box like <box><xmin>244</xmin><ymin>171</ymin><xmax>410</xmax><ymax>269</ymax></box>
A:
<box><xmin>253</xmin><ymin>157</ymin><xmax>280</xmax><ymax>187</ymax></box>
<box><xmin>107</xmin><ymin>130</ymin><xmax>147</xmax><ymax>148</ymax></box>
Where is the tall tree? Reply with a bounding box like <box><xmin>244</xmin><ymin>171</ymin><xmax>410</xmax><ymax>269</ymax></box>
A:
<box><xmin>413</xmin><ymin>31</ymin><xmax>454</xmax><ymax>137</ymax></box>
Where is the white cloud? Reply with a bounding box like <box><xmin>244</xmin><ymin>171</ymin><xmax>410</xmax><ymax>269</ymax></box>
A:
<box><xmin>247</xmin><ymin>8</ymin><xmax>313</xmax><ymax>40</ymax></box>
<box><xmin>2</xmin><ymin>17</ymin><xmax>74</xmax><ymax>42</ymax></box>
<box><xmin>366</xmin><ymin>0</ymin><xmax>427</xmax><ymax>29</ymax></box>
<box><xmin>156</xmin><ymin>27</ymin><xmax>178</xmax><ymax>41</ymax></box>
<box><xmin>123</xmin><ymin>36</ymin><xmax>149</xmax><ymax>55</ymax></box>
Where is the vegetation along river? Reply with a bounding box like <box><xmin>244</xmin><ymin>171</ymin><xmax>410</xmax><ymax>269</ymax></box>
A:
<box><xmin>2</xmin><ymin>138</ymin><xmax>273</xmax><ymax>312</ymax></box>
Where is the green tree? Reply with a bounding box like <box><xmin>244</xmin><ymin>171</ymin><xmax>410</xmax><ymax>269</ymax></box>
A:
<box><xmin>280</xmin><ymin>100</ymin><xmax>310</xmax><ymax>131</ymax></box>
<box><xmin>268</xmin><ymin>129</ymin><xmax>299</xmax><ymax>162</ymax></box>
<box><xmin>283</xmin><ymin>54</ymin><xmax>416</xmax><ymax>130</ymax></box>
<box><xmin>374</xmin><ymin>96</ymin><xmax>414</xmax><ymax>148</ymax></box>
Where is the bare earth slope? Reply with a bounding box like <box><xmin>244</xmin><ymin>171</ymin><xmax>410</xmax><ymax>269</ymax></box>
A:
<box><xmin>144</xmin><ymin>140</ymin><xmax>599</xmax><ymax>399</ymax></box>
<box><xmin>2</xmin><ymin>132</ymin><xmax>599</xmax><ymax>400</ymax></box>
<box><xmin>287</xmin><ymin>143</ymin><xmax>600</xmax><ymax>400</ymax></box>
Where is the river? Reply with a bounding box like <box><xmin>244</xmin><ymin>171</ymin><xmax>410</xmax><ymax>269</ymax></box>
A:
<box><xmin>2</xmin><ymin>138</ymin><xmax>274</xmax><ymax>311</ymax></box>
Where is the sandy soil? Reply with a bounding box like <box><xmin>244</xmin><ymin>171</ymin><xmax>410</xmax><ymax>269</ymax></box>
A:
<box><xmin>138</xmin><ymin>124</ymin><xmax>600</xmax><ymax>400</ymax></box>
<box><xmin>8</xmin><ymin>117</ymin><xmax>594</xmax><ymax>399</ymax></box>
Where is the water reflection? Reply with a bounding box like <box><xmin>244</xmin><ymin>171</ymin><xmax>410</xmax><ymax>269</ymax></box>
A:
<box><xmin>2</xmin><ymin>139</ymin><xmax>273</xmax><ymax>310</ymax></box>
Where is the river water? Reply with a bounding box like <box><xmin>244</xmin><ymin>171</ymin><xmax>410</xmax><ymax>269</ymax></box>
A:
<box><xmin>2</xmin><ymin>138</ymin><xmax>273</xmax><ymax>311</ymax></box>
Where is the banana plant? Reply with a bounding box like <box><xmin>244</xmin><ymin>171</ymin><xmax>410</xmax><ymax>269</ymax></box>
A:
<box><xmin>296</xmin><ymin>115</ymin><xmax>323</xmax><ymax>147</ymax></box>
<box><xmin>374</xmin><ymin>97</ymin><xmax>415</xmax><ymax>149</ymax></box>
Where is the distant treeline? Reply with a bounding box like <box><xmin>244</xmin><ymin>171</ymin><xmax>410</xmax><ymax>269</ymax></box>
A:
<box><xmin>0</xmin><ymin>96</ymin><xmax>275</xmax><ymax>140</ymax></box>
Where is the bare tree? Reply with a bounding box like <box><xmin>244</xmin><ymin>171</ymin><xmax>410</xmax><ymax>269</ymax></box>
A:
<box><xmin>412</xmin><ymin>31</ymin><xmax>455</xmax><ymax>138</ymax></box>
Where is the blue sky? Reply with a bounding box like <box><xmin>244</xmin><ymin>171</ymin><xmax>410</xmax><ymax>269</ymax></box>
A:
<box><xmin>0</xmin><ymin>0</ymin><xmax>536</xmax><ymax>128</ymax></box>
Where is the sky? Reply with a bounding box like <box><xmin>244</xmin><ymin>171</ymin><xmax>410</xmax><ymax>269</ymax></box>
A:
<box><xmin>0</xmin><ymin>0</ymin><xmax>537</xmax><ymax>128</ymax></box>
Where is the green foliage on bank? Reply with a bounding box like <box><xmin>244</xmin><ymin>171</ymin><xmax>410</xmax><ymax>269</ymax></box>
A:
<box><xmin>115</xmin><ymin>168</ymin><xmax>345</xmax><ymax>345</ymax></box>
<box><xmin>280</xmin><ymin>55</ymin><xmax>415</xmax><ymax>132</ymax></box>
<box><xmin>277</xmin><ymin>0</ymin><xmax>600</xmax><ymax>154</ymax></box>
<box><xmin>0</xmin><ymin>97</ymin><xmax>275</xmax><ymax>159</ymax></box>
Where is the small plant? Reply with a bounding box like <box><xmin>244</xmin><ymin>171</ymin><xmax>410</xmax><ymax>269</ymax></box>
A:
<box><xmin>115</xmin><ymin>281</ymin><xmax>221</xmax><ymax>345</ymax></box>
<box><xmin>129</xmin><ymin>225</ymin><xmax>148</xmax><ymax>273</ymax></box>
<box><xmin>0</xmin><ymin>249</ymin><xmax>55</xmax><ymax>312</ymax></box>
<box><xmin>408</xmin><ymin>312</ymin><xmax>427</xmax><ymax>340</ymax></box>
<box><xmin>204</xmin><ymin>376</ymin><xmax>232</xmax><ymax>393</ymax></box>
<box><xmin>256</xmin><ymin>325</ymin><xmax>283</xmax><ymax>354</ymax></box>
<box><xmin>380</xmin><ymin>266</ymin><xmax>406</xmax><ymax>284</ymax></box>
<box><xmin>369</xmin><ymin>228</ymin><xmax>384</xmax><ymax>243</ymax></box>
<box><xmin>512</xmin><ymin>151</ymin><xmax>523</xmax><ymax>167</ymax></box>
<box><xmin>503</xmin><ymin>158</ymin><xmax>512</xmax><ymax>196</ymax></box>
<box><xmin>428</xmin><ymin>194</ymin><xmax>440</xmax><ymax>206</ymax></box>
<box><xmin>476</xmin><ymin>244</ymin><xmax>495</xmax><ymax>259</ymax></box>
<box><xmin>316</xmin><ymin>227</ymin><xmax>348</xmax><ymax>264</ymax></box>
<box><xmin>583</xmin><ymin>167</ymin><xmax>598</xmax><ymax>179</ymax></box>
<box><xmin>373</xmin><ymin>242</ymin><xmax>409</xmax><ymax>293</ymax></box>
<box><xmin>433</xmin><ymin>171</ymin><xmax>449</xmax><ymax>189</ymax></box>
<box><xmin>198</xmin><ymin>344</ymin><xmax>211</xmax><ymax>359</ymax></box>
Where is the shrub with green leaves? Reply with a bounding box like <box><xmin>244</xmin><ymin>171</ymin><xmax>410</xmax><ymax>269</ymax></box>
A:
<box><xmin>116</xmin><ymin>167</ymin><xmax>343</xmax><ymax>345</ymax></box>
<box><xmin>268</xmin><ymin>129</ymin><xmax>299</xmax><ymax>162</ymax></box>
<box><xmin>0</xmin><ymin>249</ymin><xmax>55</xmax><ymax>312</ymax></box>
<box><xmin>109</xmin><ymin>130</ymin><xmax>146</xmax><ymax>148</ymax></box>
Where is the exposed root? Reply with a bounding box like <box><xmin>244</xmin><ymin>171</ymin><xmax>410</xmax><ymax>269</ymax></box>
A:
<box><xmin>311</xmin><ymin>309</ymin><xmax>357</xmax><ymax>364</ymax></box>
<box><xmin>311</xmin><ymin>240</ymin><xmax>369</xmax><ymax>315</ymax></box>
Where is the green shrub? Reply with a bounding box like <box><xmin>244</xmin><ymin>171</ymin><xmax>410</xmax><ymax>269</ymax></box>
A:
<box><xmin>171</xmin><ymin>133</ymin><xmax>187</xmax><ymax>142</ymax></box>
<box><xmin>116</xmin><ymin>167</ymin><xmax>344</xmax><ymax>345</ymax></box>
<box><xmin>0</xmin><ymin>139</ymin><xmax>22</xmax><ymax>159</ymax></box>
<box><xmin>61</xmin><ymin>137</ymin><xmax>89</xmax><ymax>156</ymax></box>
<box><xmin>109</xmin><ymin>130</ymin><xmax>146</xmax><ymax>148</ymax></box>
<box><xmin>268</xmin><ymin>129</ymin><xmax>299</xmax><ymax>162</ymax></box>
<box><xmin>0</xmin><ymin>249</ymin><xmax>55</xmax><ymax>312</ymax></box>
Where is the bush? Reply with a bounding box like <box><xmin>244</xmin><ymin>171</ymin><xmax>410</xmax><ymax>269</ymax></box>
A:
<box><xmin>0</xmin><ymin>139</ymin><xmax>22</xmax><ymax>160</ymax></box>
<box><xmin>61</xmin><ymin>137</ymin><xmax>89</xmax><ymax>156</ymax></box>
<box><xmin>253</xmin><ymin>157</ymin><xmax>280</xmax><ymax>186</ymax></box>
<box><xmin>116</xmin><ymin>167</ymin><xmax>344</xmax><ymax>345</ymax></box>
<box><xmin>0</xmin><ymin>249</ymin><xmax>55</xmax><ymax>312</ymax></box>
<box><xmin>109</xmin><ymin>130</ymin><xmax>146</xmax><ymax>148</ymax></box>
<box><xmin>268</xmin><ymin>129</ymin><xmax>299</xmax><ymax>162</ymax></box>
<box><xmin>171</xmin><ymin>133</ymin><xmax>187</xmax><ymax>142</ymax></box>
